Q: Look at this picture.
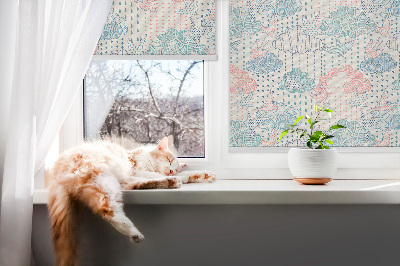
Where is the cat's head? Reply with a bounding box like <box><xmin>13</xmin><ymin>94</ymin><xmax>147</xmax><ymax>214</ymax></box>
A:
<box><xmin>149</xmin><ymin>137</ymin><xmax>180</xmax><ymax>176</ymax></box>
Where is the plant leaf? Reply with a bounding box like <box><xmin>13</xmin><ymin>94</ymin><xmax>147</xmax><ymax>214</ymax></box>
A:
<box><xmin>278</xmin><ymin>130</ymin><xmax>288</xmax><ymax>141</ymax></box>
<box><xmin>317</xmin><ymin>140</ymin><xmax>330</xmax><ymax>149</ymax></box>
<box><xmin>324</xmin><ymin>108</ymin><xmax>333</xmax><ymax>118</ymax></box>
<box><xmin>308</xmin><ymin>117</ymin><xmax>312</xmax><ymax>125</ymax></box>
<box><xmin>310</xmin><ymin>121</ymin><xmax>319</xmax><ymax>128</ymax></box>
<box><xmin>306</xmin><ymin>140</ymin><xmax>313</xmax><ymax>148</ymax></box>
<box><xmin>293</xmin><ymin>116</ymin><xmax>304</xmax><ymax>125</ymax></box>
<box><xmin>313</xmin><ymin>105</ymin><xmax>322</xmax><ymax>112</ymax></box>
<box><xmin>321</xmin><ymin>134</ymin><xmax>334</xmax><ymax>140</ymax></box>
<box><xmin>300</xmin><ymin>131</ymin><xmax>306</xmax><ymax>138</ymax></box>
<box><xmin>325</xmin><ymin>139</ymin><xmax>333</xmax><ymax>144</ymax></box>
<box><xmin>330</xmin><ymin>124</ymin><xmax>346</xmax><ymax>130</ymax></box>
<box><xmin>310</xmin><ymin>131</ymin><xmax>324</xmax><ymax>141</ymax></box>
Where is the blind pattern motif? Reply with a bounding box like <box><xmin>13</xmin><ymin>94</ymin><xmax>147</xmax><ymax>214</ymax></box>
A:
<box><xmin>230</xmin><ymin>0</ymin><xmax>400</xmax><ymax>147</ymax></box>
<box><xmin>95</xmin><ymin>0</ymin><xmax>216</xmax><ymax>56</ymax></box>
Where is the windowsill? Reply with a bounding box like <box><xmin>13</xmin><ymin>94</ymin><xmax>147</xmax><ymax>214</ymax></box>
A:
<box><xmin>33</xmin><ymin>180</ymin><xmax>400</xmax><ymax>205</ymax></box>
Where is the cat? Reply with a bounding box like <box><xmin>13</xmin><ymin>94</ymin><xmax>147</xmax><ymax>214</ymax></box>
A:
<box><xmin>48</xmin><ymin>137</ymin><xmax>216</xmax><ymax>266</ymax></box>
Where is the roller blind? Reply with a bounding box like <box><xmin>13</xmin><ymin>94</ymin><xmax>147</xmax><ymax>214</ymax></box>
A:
<box><xmin>95</xmin><ymin>0</ymin><xmax>216</xmax><ymax>59</ymax></box>
<box><xmin>230</xmin><ymin>0</ymin><xmax>400</xmax><ymax>148</ymax></box>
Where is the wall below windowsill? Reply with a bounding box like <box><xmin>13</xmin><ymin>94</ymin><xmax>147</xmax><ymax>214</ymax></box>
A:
<box><xmin>33</xmin><ymin>179</ymin><xmax>400</xmax><ymax>205</ymax></box>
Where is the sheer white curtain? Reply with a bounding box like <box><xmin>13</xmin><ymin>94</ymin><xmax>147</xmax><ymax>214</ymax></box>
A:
<box><xmin>0</xmin><ymin>0</ymin><xmax>113</xmax><ymax>265</ymax></box>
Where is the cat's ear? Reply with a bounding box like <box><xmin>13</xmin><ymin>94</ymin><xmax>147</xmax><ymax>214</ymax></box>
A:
<box><xmin>157</xmin><ymin>137</ymin><xmax>168</xmax><ymax>151</ymax></box>
<box><xmin>167</xmin><ymin>135</ymin><xmax>178</xmax><ymax>155</ymax></box>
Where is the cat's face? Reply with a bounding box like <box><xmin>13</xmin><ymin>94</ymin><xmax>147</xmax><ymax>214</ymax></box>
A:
<box><xmin>150</xmin><ymin>137</ymin><xmax>179</xmax><ymax>176</ymax></box>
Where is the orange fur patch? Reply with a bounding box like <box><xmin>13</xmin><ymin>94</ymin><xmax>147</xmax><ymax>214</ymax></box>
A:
<box><xmin>156</xmin><ymin>154</ymin><xmax>170</xmax><ymax>162</ymax></box>
<box><xmin>129</xmin><ymin>150</ymin><xmax>142</xmax><ymax>167</ymax></box>
<box><xmin>75</xmin><ymin>183</ymin><xmax>114</xmax><ymax>220</ymax></box>
<box><xmin>193</xmin><ymin>174</ymin><xmax>201</xmax><ymax>179</ymax></box>
<box><xmin>167</xmin><ymin>178</ymin><xmax>175</xmax><ymax>188</ymax></box>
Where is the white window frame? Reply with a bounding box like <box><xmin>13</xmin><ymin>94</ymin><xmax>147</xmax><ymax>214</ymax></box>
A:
<box><xmin>58</xmin><ymin>0</ymin><xmax>400</xmax><ymax>181</ymax></box>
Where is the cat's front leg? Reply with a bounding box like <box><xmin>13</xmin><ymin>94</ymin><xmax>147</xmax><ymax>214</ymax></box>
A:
<box><xmin>177</xmin><ymin>171</ymin><xmax>217</xmax><ymax>184</ymax></box>
<box><xmin>132</xmin><ymin>170</ymin><xmax>166</xmax><ymax>179</ymax></box>
<box><xmin>122</xmin><ymin>176</ymin><xmax>182</xmax><ymax>189</ymax></box>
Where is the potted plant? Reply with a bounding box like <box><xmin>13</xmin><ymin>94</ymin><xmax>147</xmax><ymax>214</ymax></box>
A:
<box><xmin>278</xmin><ymin>105</ymin><xmax>346</xmax><ymax>185</ymax></box>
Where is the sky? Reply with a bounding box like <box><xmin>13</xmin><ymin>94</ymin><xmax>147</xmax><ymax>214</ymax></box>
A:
<box><xmin>89</xmin><ymin>59</ymin><xmax>204</xmax><ymax>97</ymax></box>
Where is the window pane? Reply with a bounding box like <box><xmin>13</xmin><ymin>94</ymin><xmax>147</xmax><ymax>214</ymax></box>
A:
<box><xmin>84</xmin><ymin>60</ymin><xmax>205</xmax><ymax>158</ymax></box>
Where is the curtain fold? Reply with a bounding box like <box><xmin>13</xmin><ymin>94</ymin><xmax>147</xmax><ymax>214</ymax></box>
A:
<box><xmin>0</xmin><ymin>0</ymin><xmax>18</xmax><ymax>198</ymax></box>
<box><xmin>0</xmin><ymin>0</ymin><xmax>113</xmax><ymax>265</ymax></box>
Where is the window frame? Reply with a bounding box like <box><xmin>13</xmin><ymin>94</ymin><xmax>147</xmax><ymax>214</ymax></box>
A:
<box><xmin>58</xmin><ymin>0</ymin><xmax>400</xmax><ymax>181</ymax></box>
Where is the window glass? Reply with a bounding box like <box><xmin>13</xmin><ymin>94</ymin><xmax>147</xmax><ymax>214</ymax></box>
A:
<box><xmin>84</xmin><ymin>60</ymin><xmax>205</xmax><ymax>158</ymax></box>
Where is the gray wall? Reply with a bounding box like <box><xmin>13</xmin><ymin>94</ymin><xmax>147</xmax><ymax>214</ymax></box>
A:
<box><xmin>32</xmin><ymin>205</ymin><xmax>400</xmax><ymax>266</ymax></box>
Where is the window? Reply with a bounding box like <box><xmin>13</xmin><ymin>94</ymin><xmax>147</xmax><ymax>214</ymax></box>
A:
<box><xmin>83</xmin><ymin>60</ymin><xmax>205</xmax><ymax>158</ymax></box>
<box><xmin>56</xmin><ymin>0</ymin><xmax>400</xmax><ymax>182</ymax></box>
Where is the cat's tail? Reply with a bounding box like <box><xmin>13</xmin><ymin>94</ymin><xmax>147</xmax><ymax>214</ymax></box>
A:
<box><xmin>48</xmin><ymin>183</ymin><xmax>78</xmax><ymax>266</ymax></box>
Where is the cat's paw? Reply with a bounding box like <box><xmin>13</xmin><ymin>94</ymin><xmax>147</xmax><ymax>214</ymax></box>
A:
<box><xmin>187</xmin><ymin>171</ymin><xmax>217</xmax><ymax>183</ymax></box>
<box><xmin>203</xmin><ymin>171</ymin><xmax>217</xmax><ymax>183</ymax></box>
<box><xmin>130</xmin><ymin>232</ymin><xmax>145</xmax><ymax>243</ymax></box>
<box><xmin>177</xmin><ymin>163</ymin><xmax>187</xmax><ymax>173</ymax></box>
<box><xmin>166</xmin><ymin>177</ymin><xmax>182</xmax><ymax>189</ymax></box>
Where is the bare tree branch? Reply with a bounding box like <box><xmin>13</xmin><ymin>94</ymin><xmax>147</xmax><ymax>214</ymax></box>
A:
<box><xmin>174</xmin><ymin>60</ymin><xmax>202</xmax><ymax>115</ymax></box>
<box><xmin>136</xmin><ymin>60</ymin><xmax>162</xmax><ymax>115</ymax></box>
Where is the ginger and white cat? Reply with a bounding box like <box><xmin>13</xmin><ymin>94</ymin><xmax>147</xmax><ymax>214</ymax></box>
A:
<box><xmin>48</xmin><ymin>137</ymin><xmax>216</xmax><ymax>266</ymax></box>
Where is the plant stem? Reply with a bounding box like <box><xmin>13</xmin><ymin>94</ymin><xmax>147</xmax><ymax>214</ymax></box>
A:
<box><xmin>310</xmin><ymin>109</ymin><xmax>322</xmax><ymax>136</ymax></box>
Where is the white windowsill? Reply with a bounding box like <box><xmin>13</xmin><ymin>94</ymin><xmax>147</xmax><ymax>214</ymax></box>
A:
<box><xmin>33</xmin><ymin>180</ymin><xmax>400</xmax><ymax>205</ymax></box>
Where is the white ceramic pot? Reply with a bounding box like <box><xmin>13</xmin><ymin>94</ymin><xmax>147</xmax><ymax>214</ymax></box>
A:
<box><xmin>288</xmin><ymin>148</ymin><xmax>338</xmax><ymax>184</ymax></box>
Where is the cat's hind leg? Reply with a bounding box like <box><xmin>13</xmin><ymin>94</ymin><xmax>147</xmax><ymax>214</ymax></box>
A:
<box><xmin>75</xmin><ymin>172</ymin><xmax>144</xmax><ymax>242</ymax></box>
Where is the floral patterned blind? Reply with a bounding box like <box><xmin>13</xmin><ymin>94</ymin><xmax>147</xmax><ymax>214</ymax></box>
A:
<box><xmin>95</xmin><ymin>0</ymin><xmax>216</xmax><ymax>58</ymax></box>
<box><xmin>230</xmin><ymin>0</ymin><xmax>400</xmax><ymax>148</ymax></box>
